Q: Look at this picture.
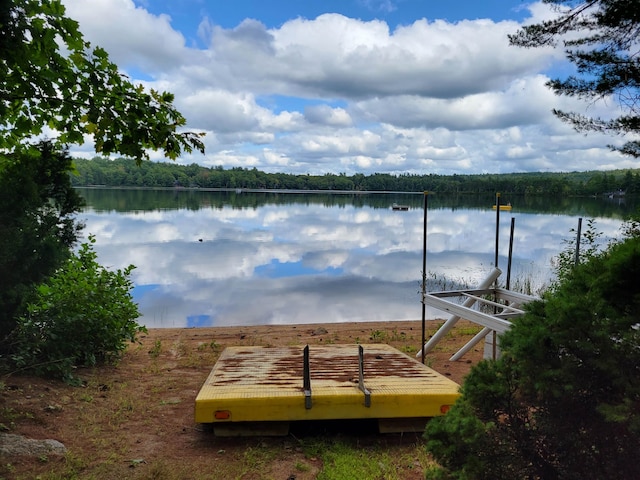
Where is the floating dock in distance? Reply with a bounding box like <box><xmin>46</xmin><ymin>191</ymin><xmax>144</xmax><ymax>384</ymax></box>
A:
<box><xmin>195</xmin><ymin>344</ymin><xmax>460</xmax><ymax>435</ymax></box>
<box><xmin>391</xmin><ymin>203</ymin><xmax>410</xmax><ymax>211</ymax></box>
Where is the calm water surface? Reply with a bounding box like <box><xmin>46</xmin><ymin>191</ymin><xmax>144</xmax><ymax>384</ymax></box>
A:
<box><xmin>76</xmin><ymin>189</ymin><xmax>634</xmax><ymax>328</ymax></box>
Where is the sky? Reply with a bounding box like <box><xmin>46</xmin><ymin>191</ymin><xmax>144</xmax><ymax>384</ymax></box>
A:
<box><xmin>61</xmin><ymin>0</ymin><xmax>640</xmax><ymax>176</ymax></box>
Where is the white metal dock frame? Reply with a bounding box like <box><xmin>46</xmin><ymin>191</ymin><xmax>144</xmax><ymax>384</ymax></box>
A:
<box><xmin>418</xmin><ymin>268</ymin><xmax>539</xmax><ymax>361</ymax></box>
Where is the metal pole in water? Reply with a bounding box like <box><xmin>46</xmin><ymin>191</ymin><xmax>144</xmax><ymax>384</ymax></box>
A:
<box><xmin>574</xmin><ymin>217</ymin><xmax>583</xmax><ymax>266</ymax></box>
<box><xmin>493</xmin><ymin>192</ymin><xmax>502</xmax><ymax>355</ymax></box>
<box><xmin>506</xmin><ymin>217</ymin><xmax>515</xmax><ymax>290</ymax></box>
<box><xmin>494</xmin><ymin>192</ymin><xmax>501</xmax><ymax>272</ymax></box>
<box><xmin>421</xmin><ymin>191</ymin><xmax>429</xmax><ymax>365</ymax></box>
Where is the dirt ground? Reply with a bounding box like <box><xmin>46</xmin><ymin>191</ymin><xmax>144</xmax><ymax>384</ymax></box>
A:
<box><xmin>0</xmin><ymin>319</ymin><xmax>484</xmax><ymax>479</ymax></box>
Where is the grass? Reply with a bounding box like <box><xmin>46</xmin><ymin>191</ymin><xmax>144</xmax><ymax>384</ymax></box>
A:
<box><xmin>318</xmin><ymin>443</ymin><xmax>387</xmax><ymax>480</ymax></box>
<box><xmin>295</xmin><ymin>460</ymin><xmax>312</xmax><ymax>472</ymax></box>
<box><xmin>446</xmin><ymin>325</ymin><xmax>483</xmax><ymax>337</ymax></box>
<box><xmin>369</xmin><ymin>330</ymin><xmax>386</xmax><ymax>342</ymax></box>
<box><xmin>170</xmin><ymin>337</ymin><xmax>222</xmax><ymax>368</ymax></box>
<box><xmin>148</xmin><ymin>340</ymin><xmax>162</xmax><ymax>359</ymax></box>
<box><xmin>301</xmin><ymin>439</ymin><xmax>433</xmax><ymax>480</ymax></box>
<box><xmin>242</xmin><ymin>444</ymin><xmax>279</xmax><ymax>472</ymax></box>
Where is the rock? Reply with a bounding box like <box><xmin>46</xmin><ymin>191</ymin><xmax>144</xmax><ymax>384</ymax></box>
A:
<box><xmin>312</xmin><ymin>327</ymin><xmax>328</xmax><ymax>336</ymax></box>
<box><xmin>0</xmin><ymin>433</ymin><xmax>66</xmax><ymax>456</ymax></box>
<box><xmin>44</xmin><ymin>404</ymin><xmax>63</xmax><ymax>412</ymax></box>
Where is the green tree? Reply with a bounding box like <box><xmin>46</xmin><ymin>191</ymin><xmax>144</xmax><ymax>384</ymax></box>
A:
<box><xmin>0</xmin><ymin>141</ymin><xmax>84</xmax><ymax>341</ymax></box>
<box><xmin>425</xmin><ymin>233</ymin><xmax>640</xmax><ymax>479</ymax></box>
<box><xmin>0</xmin><ymin>0</ymin><xmax>205</xmax><ymax>364</ymax></box>
<box><xmin>509</xmin><ymin>0</ymin><xmax>640</xmax><ymax>157</ymax></box>
<box><xmin>10</xmin><ymin>236</ymin><xmax>143</xmax><ymax>383</ymax></box>
<box><xmin>0</xmin><ymin>0</ymin><xmax>204</xmax><ymax>162</ymax></box>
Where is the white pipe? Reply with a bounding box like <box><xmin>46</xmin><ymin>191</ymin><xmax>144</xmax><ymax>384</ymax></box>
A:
<box><xmin>449</xmin><ymin>301</ymin><xmax>522</xmax><ymax>361</ymax></box>
<box><xmin>449</xmin><ymin>327</ymin><xmax>491</xmax><ymax>361</ymax></box>
<box><xmin>416</xmin><ymin>267</ymin><xmax>502</xmax><ymax>359</ymax></box>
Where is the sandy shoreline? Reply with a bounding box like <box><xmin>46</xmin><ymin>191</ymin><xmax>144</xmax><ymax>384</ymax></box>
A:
<box><xmin>139</xmin><ymin>318</ymin><xmax>481</xmax><ymax>385</ymax></box>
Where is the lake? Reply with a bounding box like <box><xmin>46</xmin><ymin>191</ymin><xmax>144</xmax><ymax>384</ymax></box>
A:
<box><xmin>76</xmin><ymin>188</ymin><xmax>635</xmax><ymax>328</ymax></box>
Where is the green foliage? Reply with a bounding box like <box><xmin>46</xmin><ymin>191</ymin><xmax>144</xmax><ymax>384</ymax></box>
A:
<box><xmin>0</xmin><ymin>0</ymin><xmax>204</xmax><ymax>162</ymax></box>
<box><xmin>425</xmin><ymin>362</ymin><xmax>537</xmax><ymax>480</ymax></box>
<box><xmin>424</xmin><ymin>399</ymin><xmax>493</xmax><ymax>480</ymax></box>
<box><xmin>72</xmin><ymin>156</ymin><xmax>640</xmax><ymax>196</ymax></box>
<box><xmin>621</xmin><ymin>210</ymin><xmax>640</xmax><ymax>238</ymax></box>
<box><xmin>553</xmin><ymin>217</ymin><xmax>604</xmax><ymax>282</ymax></box>
<box><xmin>0</xmin><ymin>141</ymin><xmax>84</xmax><ymax>340</ymax></box>
<box><xmin>10</xmin><ymin>236</ymin><xmax>145</xmax><ymax>383</ymax></box>
<box><xmin>0</xmin><ymin>0</ymin><xmax>199</xmax><ymax>388</ymax></box>
<box><xmin>0</xmin><ymin>0</ymin><xmax>198</xmax><ymax>378</ymax></box>
<box><xmin>425</xmin><ymin>234</ymin><xmax>640</xmax><ymax>479</ymax></box>
<box><xmin>510</xmin><ymin>0</ymin><xmax>640</xmax><ymax>157</ymax></box>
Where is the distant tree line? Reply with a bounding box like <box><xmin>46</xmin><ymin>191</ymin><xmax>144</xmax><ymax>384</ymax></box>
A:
<box><xmin>71</xmin><ymin>157</ymin><xmax>640</xmax><ymax>197</ymax></box>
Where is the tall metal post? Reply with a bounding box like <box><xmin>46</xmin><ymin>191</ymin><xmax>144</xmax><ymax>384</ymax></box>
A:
<box><xmin>494</xmin><ymin>193</ymin><xmax>501</xmax><ymax>271</ymax></box>
<box><xmin>421</xmin><ymin>191</ymin><xmax>429</xmax><ymax>365</ymax></box>
<box><xmin>574</xmin><ymin>217</ymin><xmax>583</xmax><ymax>265</ymax></box>
<box><xmin>506</xmin><ymin>217</ymin><xmax>515</xmax><ymax>290</ymax></box>
<box><xmin>493</xmin><ymin>192</ymin><xmax>502</xmax><ymax>355</ymax></box>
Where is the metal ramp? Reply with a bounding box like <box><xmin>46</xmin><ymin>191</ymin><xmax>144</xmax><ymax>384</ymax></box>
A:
<box><xmin>418</xmin><ymin>268</ymin><xmax>539</xmax><ymax>361</ymax></box>
<box><xmin>195</xmin><ymin>344</ymin><xmax>460</xmax><ymax>435</ymax></box>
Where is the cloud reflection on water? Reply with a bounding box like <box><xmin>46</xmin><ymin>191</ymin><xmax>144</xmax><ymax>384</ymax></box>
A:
<box><xmin>78</xmin><ymin>192</ymin><xmax>626</xmax><ymax>328</ymax></box>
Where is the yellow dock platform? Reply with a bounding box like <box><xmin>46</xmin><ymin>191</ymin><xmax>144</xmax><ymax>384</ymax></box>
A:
<box><xmin>195</xmin><ymin>344</ymin><xmax>460</xmax><ymax>434</ymax></box>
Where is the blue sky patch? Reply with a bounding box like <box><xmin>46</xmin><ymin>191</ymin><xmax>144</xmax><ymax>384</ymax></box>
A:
<box><xmin>186</xmin><ymin>314</ymin><xmax>214</xmax><ymax>328</ymax></box>
<box><xmin>255</xmin><ymin>259</ymin><xmax>343</xmax><ymax>278</ymax></box>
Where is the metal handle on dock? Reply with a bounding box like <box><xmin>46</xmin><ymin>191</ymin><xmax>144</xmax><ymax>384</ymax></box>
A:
<box><xmin>303</xmin><ymin>345</ymin><xmax>312</xmax><ymax>409</ymax></box>
<box><xmin>302</xmin><ymin>345</ymin><xmax>371</xmax><ymax>409</ymax></box>
<box><xmin>358</xmin><ymin>345</ymin><xmax>372</xmax><ymax>407</ymax></box>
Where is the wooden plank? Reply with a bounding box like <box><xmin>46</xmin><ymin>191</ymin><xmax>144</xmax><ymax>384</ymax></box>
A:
<box><xmin>378</xmin><ymin>417</ymin><xmax>429</xmax><ymax>433</ymax></box>
<box><xmin>213</xmin><ymin>421</ymin><xmax>290</xmax><ymax>437</ymax></box>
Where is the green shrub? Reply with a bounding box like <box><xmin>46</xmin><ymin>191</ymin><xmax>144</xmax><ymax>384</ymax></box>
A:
<box><xmin>0</xmin><ymin>142</ymin><xmax>84</xmax><ymax>342</ymax></box>
<box><xmin>425</xmin><ymin>234</ymin><xmax>640</xmax><ymax>479</ymax></box>
<box><xmin>10</xmin><ymin>236</ymin><xmax>145</xmax><ymax>383</ymax></box>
